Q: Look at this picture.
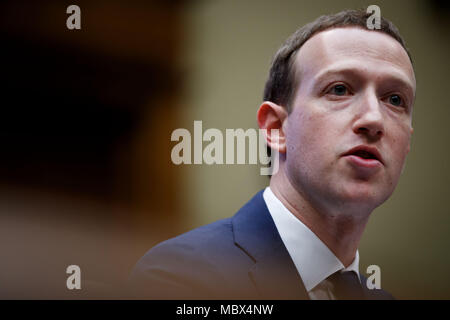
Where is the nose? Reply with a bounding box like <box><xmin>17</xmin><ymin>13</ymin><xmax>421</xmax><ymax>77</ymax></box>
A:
<box><xmin>352</xmin><ymin>89</ymin><xmax>384</xmax><ymax>140</ymax></box>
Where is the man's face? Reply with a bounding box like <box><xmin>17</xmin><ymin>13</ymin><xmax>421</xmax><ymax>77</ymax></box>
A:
<box><xmin>284</xmin><ymin>27</ymin><xmax>416</xmax><ymax>213</ymax></box>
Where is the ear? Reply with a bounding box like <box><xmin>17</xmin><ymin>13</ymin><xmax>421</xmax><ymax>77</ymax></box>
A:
<box><xmin>257</xmin><ymin>101</ymin><xmax>288</xmax><ymax>153</ymax></box>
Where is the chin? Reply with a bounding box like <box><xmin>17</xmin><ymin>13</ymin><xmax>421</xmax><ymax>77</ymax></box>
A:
<box><xmin>335</xmin><ymin>183</ymin><xmax>390</xmax><ymax>211</ymax></box>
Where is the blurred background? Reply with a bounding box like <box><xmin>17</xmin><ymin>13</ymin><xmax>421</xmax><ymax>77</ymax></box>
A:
<box><xmin>0</xmin><ymin>0</ymin><xmax>448</xmax><ymax>299</ymax></box>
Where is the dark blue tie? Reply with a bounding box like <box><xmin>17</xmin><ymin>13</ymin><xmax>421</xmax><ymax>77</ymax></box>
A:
<box><xmin>328</xmin><ymin>271</ymin><xmax>365</xmax><ymax>300</ymax></box>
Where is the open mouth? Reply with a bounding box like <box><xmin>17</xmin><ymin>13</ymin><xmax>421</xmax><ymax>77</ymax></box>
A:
<box><xmin>343</xmin><ymin>146</ymin><xmax>383</xmax><ymax>166</ymax></box>
<box><xmin>351</xmin><ymin>150</ymin><xmax>378</xmax><ymax>160</ymax></box>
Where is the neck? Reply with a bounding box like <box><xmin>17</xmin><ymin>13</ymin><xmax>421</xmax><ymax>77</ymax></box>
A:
<box><xmin>269</xmin><ymin>165</ymin><xmax>371</xmax><ymax>267</ymax></box>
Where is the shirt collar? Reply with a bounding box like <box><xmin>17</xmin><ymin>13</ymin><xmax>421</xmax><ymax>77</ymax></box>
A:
<box><xmin>263</xmin><ymin>187</ymin><xmax>360</xmax><ymax>292</ymax></box>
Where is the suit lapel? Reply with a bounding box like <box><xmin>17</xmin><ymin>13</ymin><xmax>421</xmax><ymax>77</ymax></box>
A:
<box><xmin>232</xmin><ymin>190</ymin><xmax>309</xmax><ymax>299</ymax></box>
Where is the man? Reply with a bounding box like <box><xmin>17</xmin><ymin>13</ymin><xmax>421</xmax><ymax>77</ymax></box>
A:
<box><xmin>129</xmin><ymin>9</ymin><xmax>415</xmax><ymax>300</ymax></box>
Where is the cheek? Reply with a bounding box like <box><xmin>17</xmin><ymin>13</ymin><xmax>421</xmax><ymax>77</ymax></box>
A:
<box><xmin>386</xmin><ymin>126</ymin><xmax>412</xmax><ymax>178</ymax></box>
<box><xmin>393</xmin><ymin>122</ymin><xmax>412</xmax><ymax>157</ymax></box>
<box><xmin>286</xmin><ymin>111</ymin><xmax>335</xmax><ymax>165</ymax></box>
<box><xmin>394</xmin><ymin>136</ymin><xmax>411</xmax><ymax>167</ymax></box>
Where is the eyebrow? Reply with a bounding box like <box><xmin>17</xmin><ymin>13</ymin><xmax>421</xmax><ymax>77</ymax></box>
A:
<box><xmin>314</xmin><ymin>66</ymin><xmax>416</xmax><ymax>98</ymax></box>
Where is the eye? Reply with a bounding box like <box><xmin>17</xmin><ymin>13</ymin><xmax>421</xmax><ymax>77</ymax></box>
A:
<box><xmin>389</xmin><ymin>94</ymin><xmax>403</xmax><ymax>107</ymax></box>
<box><xmin>329</xmin><ymin>84</ymin><xmax>348</xmax><ymax>96</ymax></box>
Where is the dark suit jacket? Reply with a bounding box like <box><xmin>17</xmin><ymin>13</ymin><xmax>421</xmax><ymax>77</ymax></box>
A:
<box><xmin>129</xmin><ymin>190</ymin><xmax>393</xmax><ymax>299</ymax></box>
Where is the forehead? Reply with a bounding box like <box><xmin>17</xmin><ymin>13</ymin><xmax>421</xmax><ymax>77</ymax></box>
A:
<box><xmin>294</xmin><ymin>27</ymin><xmax>416</xmax><ymax>92</ymax></box>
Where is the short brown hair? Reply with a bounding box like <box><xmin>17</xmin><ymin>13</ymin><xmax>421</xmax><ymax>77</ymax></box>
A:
<box><xmin>263</xmin><ymin>9</ymin><xmax>412</xmax><ymax>112</ymax></box>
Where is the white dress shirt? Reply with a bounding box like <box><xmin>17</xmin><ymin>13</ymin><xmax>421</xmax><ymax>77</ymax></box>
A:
<box><xmin>263</xmin><ymin>187</ymin><xmax>360</xmax><ymax>300</ymax></box>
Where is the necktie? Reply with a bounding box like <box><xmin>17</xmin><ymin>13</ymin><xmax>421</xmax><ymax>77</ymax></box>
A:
<box><xmin>328</xmin><ymin>271</ymin><xmax>365</xmax><ymax>300</ymax></box>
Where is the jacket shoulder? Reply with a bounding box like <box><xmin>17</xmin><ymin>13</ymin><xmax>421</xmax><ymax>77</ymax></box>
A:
<box><xmin>129</xmin><ymin>217</ymin><xmax>254</xmax><ymax>298</ymax></box>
